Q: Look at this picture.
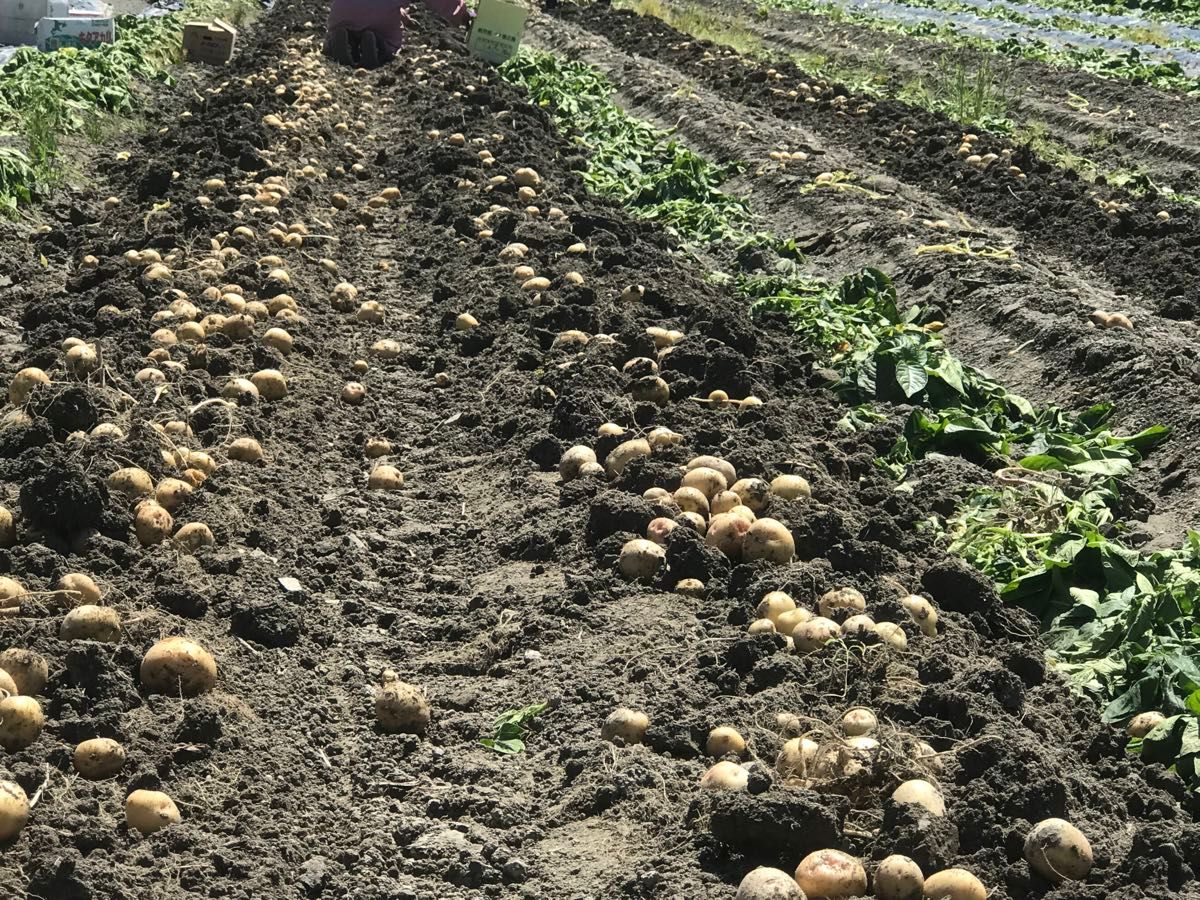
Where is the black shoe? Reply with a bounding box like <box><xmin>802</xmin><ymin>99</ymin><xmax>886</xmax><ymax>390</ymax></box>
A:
<box><xmin>360</xmin><ymin>30</ymin><xmax>380</xmax><ymax>69</ymax></box>
<box><xmin>329</xmin><ymin>27</ymin><xmax>352</xmax><ymax>65</ymax></box>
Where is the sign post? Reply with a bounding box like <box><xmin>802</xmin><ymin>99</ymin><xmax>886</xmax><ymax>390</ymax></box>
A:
<box><xmin>467</xmin><ymin>0</ymin><xmax>528</xmax><ymax>64</ymax></box>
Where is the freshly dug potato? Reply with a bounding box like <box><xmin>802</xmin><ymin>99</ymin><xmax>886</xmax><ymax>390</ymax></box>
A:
<box><xmin>892</xmin><ymin>779</ymin><xmax>945</xmax><ymax>817</ymax></box>
<box><xmin>777</xmin><ymin>736</ymin><xmax>820</xmax><ymax>779</ymax></box>
<box><xmin>912</xmin><ymin>740</ymin><xmax>943</xmax><ymax>774</ymax></box>
<box><xmin>619</xmin><ymin>539</ymin><xmax>665</xmax><ymax>581</ymax></box>
<box><xmin>134</xmin><ymin>501</ymin><xmax>173</xmax><ymax>546</ymax></box>
<box><xmin>875</xmin><ymin>855</ymin><xmax>924</xmax><ymax>900</ymax></box>
<box><xmin>900</xmin><ymin>595</ymin><xmax>938</xmax><ymax>637</ymax></box>
<box><xmin>598</xmin><ymin>422</ymin><xmax>625</xmax><ymax>438</ymax></box>
<box><xmin>0</xmin><ymin>649</ymin><xmax>47</xmax><ymax>695</ymax></box>
<box><xmin>819</xmin><ymin>587</ymin><xmax>866</xmax><ymax>618</ymax></box>
<box><xmin>735</xmin><ymin>866</ymin><xmax>806</xmax><ymax>900</ymax></box>
<box><xmin>601</xmin><ymin>707</ymin><xmax>650</xmax><ymax>745</ymax></box>
<box><xmin>368</xmin><ymin>465</ymin><xmax>405</xmax><ymax>490</ymax></box>
<box><xmin>679</xmin><ymin>511</ymin><xmax>707</xmax><ymax>534</ymax></box>
<box><xmin>8</xmin><ymin>367</ymin><xmax>49</xmax><ymax>405</ymax></box>
<box><xmin>673</xmin><ymin>487</ymin><xmax>710</xmax><ymax>516</ymax></box>
<box><xmin>775</xmin><ymin>608</ymin><xmax>813</xmax><ymax>638</ymax></box>
<box><xmin>792</xmin><ymin>617</ymin><xmax>839</xmax><ymax>653</ymax></box>
<box><xmin>840</xmin><ymin>614</ymin><xmax>876</xmax><ymax>639</ymax></box>
<box><xmin>606</xmin><ymin>438</ymin><xmax>651</xmax><ymax>478</ymax></box>
<box><xmin>262</xmin><ymin>327</ymin><xmax>294</xmax><ymax>354</ymax></box>
<box><xmin>375</xmin><ymin>673</ymin><xmax>431</xmax><ymax>733</ymax></box>
<box><xmin>876</xmin><ymin>622</ymin><xmax>908</xmax><ymax>650</ymax></box>
<box><xmin>730</xmin><ymin>477</ymin><xmax>771</xmax><ymax>513</ymax></box>
<box><xmin>221</xmin><ymin>377</ymin><xmax>260</xmax><ymax>401</ymax></box>
<box><xmin>1024</xmin><ymin>818</ymin><xmax>1093</xmax><ymax>883</ymax></box>
<box><xmin>757</xmin><ymin>591</ymin><xmax>796</xmax><ymax>624</ymax></box>
<box><xmin>771</xmin><ymin>474</ymin><xmax>811</xmax><ymax>500</ymax></box>
<box><xmin>126</xmin><ymin>790</ymin><xmax>181</xmax><ymax>835</ymax></box>
<box><xmin>675</xmin><ymin>578</ymin><xmax>705</xmax><ymax>597</ymax></box>
<box><xmin>140</xmin><ymin>636</ymin><xmax>217</xmax><ymax>696</ymax></box>
<box><xmin>706</xmin><ymin>726</ymin><xmax>746</xmax><ymax>758</ymax></box>
<box><xmin>0</xmin><ymin>695</ymin><xmax>44</xmax><ymax>750</ymax></box>
<box><xmin>700</xmin><ymin>760</ymin><xmax>749</xmax><ymax>791</ymax></box>
<box><xmin>710</xmin><ymin>490</ymin><xmax>741</xmax><ymax>515</ymax></box>
<box><xmin>646</xmin><ymin>517</ymin><xmax>678</xmax><ymax>546</ymax></box>
<box><xmin>727</xmin><ymin>504</ymin><xmax>757</xmax><ymax>524</ymax></box>
<box><xmin>0</xmin><ymin>576</ymin><xmax>25</xmax><ymax>608</ymax></box>
<box><xmin>0</xmin><ymin>781</ymin><xmax>29</xmax><ymax>841</ymax></box>
<box><xmin>228</xmin><ymin>437</ymin><xmax>264</xmax><ymax>463</ymax></box>
<box><xmin>341</xmin><ymin>382</ymin><xmax>366</xmax><ymax>405</ymax></box>
<box><xmin>1128</xmin><ymin>711</ymin><xmax>1165</xmax><ymax>738</ymax></box>
<box><xmin>559</xmin><ymin>445</ymin><xmax>597</xmax><ymax>481</ymax></box>
<box><xmin>706</xmin><ymin>512</ymin><xmax>751</xmax><ymax>559</ymax></box>
<box><xmin>73</xmin><ymin>737</ymin><xmax>126</xmax><ymax>780</ymax></box>
<box><xmin>742</xmin><ymin>518</ymin><xmax>794</xmax><ymax>564</ymax></box>
<box><xmin>681</xmin><ymin>467</ymin><xmax>728</xmax><ymax>499</ymax></box>
<box><xmin>250</xmin><ymin>369</ymin><xmax>288</xmax><ymax>401</ymax></box>
<box><xmin>687</xmin><ymin>455</ymin><xmax>736</xmax><ymax>486</ymax></box>
<box><xmin>841</xmin><ymin>708</ymin><xmax>877</xmax><ymax>736</ymax></box>
<box><xmin>647</xmin><ymin>426</ymin><xmax>681</xmax><ymax>449</ymax></box>
<box><xmin>365</xmin><ymin>438</ymin><xmax>393</xmax><ymax>459</ymax></box>
<box><xmin>0</xmin><ymin>505</ymin><xmax>14</xmax><ymax>546</ymax></box>
<box><xmin>155</xmin><ymin>477</ymin><xmax>194</xmax><ymax>513</ymax></box>
<box><xmin>175</xmin><ymin>522</ymin><xmax>215</xmax><ymax>552</ymax></box>
<box><xmin>108</xmin><ymin>467</ymin><xmax>155</xmax><ymax>501</ymax></box>
<box><xmin>630</xmin><ymin>376</ymin><xmax>670</xmax><ymax>405</ymax></box>
<box><xmin>0</xmin><ymin>668</ymin><xmax>15</xmax><ymax>695</ymax></box>
<box><xmin>794</xmin><ymin>849</ymin><xmax>867</xmax><ymax>899</ymax></box>
<box><xmin>921</xmin><ymin>869</ymin><xmax>985</xmax><ymax>900</ymax></box>
<box><xmin>59</xmin><ymin>605</ymin><xmax>121</xmax><ymax>642</ymax></box>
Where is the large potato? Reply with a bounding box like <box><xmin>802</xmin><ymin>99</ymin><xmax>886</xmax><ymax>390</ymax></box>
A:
<box><xmin>140</xmin><ymin>637</ymin><xmax>217</xmax><ymax>696</ymax></box>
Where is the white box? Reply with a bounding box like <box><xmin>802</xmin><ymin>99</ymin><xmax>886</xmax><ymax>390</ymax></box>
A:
<box><xmin>0</xmin><ymin>0</ymin><xmax>50</xmax><ymax>46</ymax></box>
<box><xmin>34</xmin><ymin>14</ymin><xmax>113</xmax><ymax>50</ymax></box>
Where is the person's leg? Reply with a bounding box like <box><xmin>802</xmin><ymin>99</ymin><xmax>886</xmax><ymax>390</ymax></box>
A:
<box><xmin>327</xmin><ymin>26</ymin><xmax>353</xmax><ymax>64</ymax></box>
<box><xmin>359</xmin><ymin>29</ymin><xmax>380</xmax><ymax>69</ymax></box>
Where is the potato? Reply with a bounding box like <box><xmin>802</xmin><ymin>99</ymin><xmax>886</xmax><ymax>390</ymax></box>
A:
<box><xmin>66</xmin><ymin>343</ymin><xmax>100</xmax><ymax>377</ymax></box>
<box><xmin>687</xmin><ymin>455</ymin><xmax>736</xmax><ymax>487</ymax></box>
<box><xmin>140</xmin><ymin>636</ymin><xmax>217</xmax><ymax>696</ymax></box>
<box><xmin>679</xmin><ymin>511</ymin><xmax>707</xmax><ymax>534</ymax></box>
<box><xmin>187</xmin><ymin>451</ymin><xmax>217</xmax><ymax>474</ymax></box>
<box><xmin>221</xmin><ymin>377</ymin><xmax>260</xmax><ymax>401</ymax></box>
<box><xmin>921</xmin><ymin>869</ymin><xmax>985</xmax><ymax>900</ymax></box>
<box><xmin>710</xmin><ymin>490</ymin><xmax>741</xmax><ymax>515</ymax></box>
<box><xmin>900</xmin><ymin>595</ymin><xmax>938</xmax><ymax>637</ymax></box>
<box><xmin>262</xmin><ymin>327</ymin><xmax>294</xmax><ymax>354</ymax></box>
<box><xmin>341</xmin><ymin>382</ymin><xmax>366</xmax><ymax>405</ymax></box>
<box><xmin>1128</xmin><ymin>711</ymin><xmax>1165</xmax><ymax>738</ymax></box>
<box><xmin>793</xmin><ymin>617</ymin><xmax>839</xmax><ymax>652</ymax></box>
<box><xmin>578</xmin><ymin>462</ymin><xmax>605</xmax><ymax>478</ymax></box>
<box><xmin>598</xmin><ymin>422</ymin><xmax>625</xmax><ymax>438</ymax></box>
<box><xmin>374</xmin><ymin>671</ymin><xmax>431</xmax><ymax>733</ymax></box>
<box><xmin>73</xmin><ymin>737</ymin><xmax>126</xmax><ymax>780</ymax></box>
<box><xmin>775</xmin><ymin>607</ymin><xmax>813</xmax><ymax>637</ymax></box>
<box><xmin>126</xmin><ymin>790</ymin><xmax>181</xmax><ymax>835</ymax></box>
<box><xmin>777</xmin><ymin>736</ymin><xmax>819</xmax><ymax>779</ymax></box>
<box><xmin>154</xmin><ymin>478</ymin><xmax>194</xmax><ymax>513</ymax></box>
<box><xmin>175</xmin><ymin>522</ymin><xmax>215</xmax><ymax>552</ymax></box>
<box><xmin>675</xmin><ymin>578</ymin><xmax>705</xmax><ymax>597</ymax></box>
<box><xmin>0</xmin><ymin>695</ymin><xmax>44</xmax><ymax>750</ymax></box>
<box><xmin>681</xmin><ymin>467</ymin><xmax>728</xmax><ymax>499</ymax></box>
<box><xmin>108</xmin><ymin>467</ymin><xmax>155</xmax><ymax>501</ymax></box>
<box><xmin>0</xmin><ymin>505</ymin><xmax>14</xmax><ymax>546</ymax></box>
<box><xmin>771</xmin><ymin>474</ymin><xmax>811</xmax><ymax>500</ymax></box>
<box><xmin>841</xmin><ymin>707</ymin><xmax>876</xmax><ymax>736</ymax></box>
<box><xmin>630</xmin><ymin>376</ymin><xmax>670</xmax><ymax>405</ymax></box>
<box><xmin>757</xmin><ymin>591</ymin><xmax>796</xmax><ymax>624</ymax></box>
<box><xmin>706</xmin><ymin>512</ymin><xmax>750</xmax><ymax>558</ymax></box>
<box><xmin>730</xmin><ymin>477</ymin><xmax>771</xmax><ymax>513</ymax></box>
<box><xmin>601</xmin><ymin>707</ymin><xmax>650</xmax><ymax>744</ymax></box>
<box><xmin>912</xmin><ymin>740</ymin><xmax>943</xmax><ymax>774</ymax></box>
<box><xmin>700</xmin><ymin>760</ymin><xmax>748</xmax><ymax>791</ymax></box>
<box><xmin>747</xmin><ymin>618</ymin><xmax>776</xmax><ymax>635</ymax></box>
<box><xmin>365</xmin><ymin>465</ymin><xmax>403</xmax><ymax>490</ymax></box>
<box><xmin>365</xmin><ymin>438</ymin><xmax>393</xmax><ymax>459</ymax></box>
<box><xmin>841</xmin><ymin>614</ymin><xmax>876</xmax><ymax>638</ymax></box>
<box><xmin>623</xmin><ymin>357</ymin><xmax>659</xmax><ymax>378</ymax></box>
<box><xmin>60</xmin><ymin>605</ymin><xmax>121</xmax><ymax>642</ymax></box>
<box><xmin>707</xmin><ymin>726</ymin><xmax>746</xmax><ymax>758</ymax></box>
<box><xmin>647</xmin><ymin>427</ymin><xmax>681</xmax><ymax>449</ymax></box>
<box><xmin>8</xmin><ymin>367</ymin><xmax>50</xmax><ymax>405</ymax></box>
<box><xmin>794</xmin><ymin>849</ymin><xmax>867</xmax><ymax>899</ymax></box>
<box><xmin>1024</xmin><ymin>818</ymin><xmax>1093</xmax><ymax>883</ymax></box>
<box><xmin>819</xmin><ymin>587</ymin><xmax>866</xmax><ymax>618</ymax></box>
<box><xmin>135</xmin><ymin>501</ymin><xmax>173</xmax><ymax>545</ymax></box>
<box><xmin>876</xmin><ymin>622</ymin><xmax>908</xmax><ymax>650</ymax></box>
<box><xmin>735</xmin><ymin>866</ymin><xmax>806</xmax><ymax>900</ymax></box>
<box><xmin>559</xmin><ymin>445</ymin><xmax>597</xmax><ymax>482</ymax></box>
<box><xmin>619</xmin><ymin>539</ymin><xmax>665</xmax><ymax>581</ymax></box>
<box><xmin>455</xmin><ymin>312</ymin><xmax>479</xmax><ymax>331</ymax></box>
<box><xmin>251</xmin><ymin>369</ymin><xmax>287</xmax><ymax>400</ymax></box>
<box><xmin>673</xmin><ymin>486</ymin><xmax>709</xmax><ymax>516</ymax></box>
<box><xmin>892</xmin><ymin>779</ymin><xmax>945</xmax><ymax>817</ymax></box>
<box><xmin>727</xmin><ymin>504</ymin><xmax>757</xmax><ymax>524</ymax></box>
<box><xmin>742</xmin><ymin>518</ymin><xmax>794</xmax><ymax>564</ymax></box>
<box><xmin>647</xmin><ymin>517</ymin><xmax>678</xmax><ymax>546</ymax></box>
<box><xmin>0</xmin><ymin>576</ymin><xmax>25</xmax><ymax>608</ymax></box>
<box><xmin>0</xmin><ymin>649</ymin><xmax>47</xmax><ymax>695</ymax></box>
<box><xmin>875</xmin><ymin>855</ymin><xmax>924</xmax><ymax>900</ymax></box>
<box><xmin>228</xmin><ymin>437</ymin><xmax>264</xmax><ymax>462</ymax></box>
<box><xmin>0</xmin><ymin>668</ymin><xmax>14</xmax><ymax>696</ymax></box>
<box><xmin>606</xmin><ymin>438</ymin><xmax>651</xmax><ymax>478</ymax></box>
<box><xmin>0</xmin><ymin>780</ymin><xmax>29</xmax><ymax>841</ymax></box>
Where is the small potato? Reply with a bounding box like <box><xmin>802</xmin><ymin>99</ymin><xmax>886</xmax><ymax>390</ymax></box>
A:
<box><xmin>73</xmin><ymin>737</ymin><xmax>126</xmax><ymax>780</ymax></box>
<box><xmin>455</xmin><ymin>312</ymin><xmax>479</xmax><ymax>331</ymax></box>
<box><xmin>673</xmin><ymin>486</ymin><xmax>709</xmax><ymax>516</ymax></box>
<box><xmin>679</xmin><ymin>511</ymin><xmax>707</xmax><ymax>534</ymax></box>
<box><xmin>559</xmin><ymin>445</ymin><xmax>597</xmax><ymax>482</ymax></box>
<box><xmin>707</xmin><ymin>726</ymin><xmax>746</xmax><ymax>758</ymax></box>
<box><xmin>0</xmin><ymin>505</ymin><xmax>15</xmax><ymax>546</ymax></box>
<box><xmin>175</xmin><ymin>522</ymin><xmax>215</xmax><ymax>552</ymax></box>
<box><xmin>675</xmin><ymin>578</ymin><xmax>705</xmax><ymax>597</ymax></box>
<box><xmin>598</xmin><ymin>422</ymin><xmax>625</xmax><ymax>438</ymax></box>
<box><xmin>619</xmin><ymin>538</ymin><xmax>665</xmax><ymax>581</ymax></box>
<box><xmin>365</xmin><ymin>438</ymin><xmax>393</xmax><ymax>459</ymax></box>
<box><xmin>108</xmin><ymin>467</ymin><xmax>155</xmax><ymax>501</ymax></box>
<box><xmin>644</xmin><ymin>487</ymin><xmax>671</xmax><ymax>503</ymax></box>
<box><xmin>630</xmin><ymin>375</ymin><xmax>670</xmax><ymax>405</ymax></box>
<box><xmin>0</xmin><ymin>649</ymin><xmax>47</xmax><ymax>695</ymax></box>
<box><xmin>819</xmin><ymin>587</ymin><xmax>866</xmax><ymax>618</ymax></box>
<box><xmin>1128</xmin><ymin>711</ymin><xmax>1165</xmax><ymax>738</ymax></box>
<box><xmin>368</xmin><ymin>465</ymin><xmax>404</xmax><ymax>490</ymax></box>
<box><xmin>155</xmin><ymin>478</ymin><xmax>194</xmax><ymax>512</ymax></box>
<box><xmin>912</xmin><ymin>740</ymin><xmax>943</xmax><ymax>774</ymax></box>
<box><xmin>647</xmin><ymin>427</ymin><xmax>681</xmax><ymax>449</ymax></box>
<box><xmin>742</xmin><ymin>518</ymin><xmax>794</xmax><ymax>564</ymax></box>
<box><xmin>0</xmin><ymin>695</ymin><xmax>44</xmax><ymax>750</ymax></box>
<box><xmin>841</xmin><ymin>708</ymin><xmax>877</xmax><ymax>736</ymax></box>
<box><xmin>774</xmin><ymin>607</ymin><xmax>813</xmax><ymax>637</ymax></box>
<box><xmin>126</xmin><ymin>790</ymin><xmax>181</xmax><ymax>835</ymax></box>
<box><xmin>134</xmin><ymin>502</ymin><xmax>173</xmax><ymax>546</ymax></box>
<box><xmin>262</xmin><ymin>327</ymin><xmax>294</xmax><ymax>354</ymax></box>
<box><xmin>250</xmin><ymin>369</ymin><xmax>287</xmax><ymax>401</ymax></box>
<box><xmin>228</xmin><ymin>437</ymin><xmax>264</xmax><ymax>462</ymax></box>
<box><xmin>892</xmin><ymin>779</ymin><xmax>945</xmax><ymax>817</ymax></box>
<box><xmin>0</xmin><ymin>576</ymin><xmax>25</xmax><ymax>608</ymax></box>
<box><xmin>221</xmin><ymin>377</ymin><xmax>260</xmax><ymax>401</ymax></box>
<box><xmin>776</xmin><ymin>736</ymin><xmax>819</xmax><ymax>779</ymax></box>
<box><xmin>0</xmin><ymin>780</ymin><xmax>29</xmax><ymax>841</ymax></box>
<box><xmin>681</xmin><ymin>466</ymin><xmax>728</xmax><ymax>499</ymax></box>
<box><xmin>794</xmin><ymin>849</ymin><xmax>867</xmax><ymax>899</ymax></box>
<box><xmin>375</xmin><ymin>673</ymin><xmax>431</xmax><ymax>733</ymax></box>
<box><xmin>710</xmin><ymin>490</ymin><xmax>741</xmax><ymax>515</ymax></box>
<box><xmin>921</xmin><ymin>869</ymin><xmax>986</xmax><ymax>900</ymax></box>
<box><xmin>875</xmin><ymin>855</ymin><xmax>924</xmax><ymax>900</ymax></box>
<box><xmin>771</xmin><ymin>474</ymin><xmax>811</xmax><ymax>500</ymax></box>
<box><xmin>60</xmin><ymin>605</ymin><xmax>121</xmax><ymax>642</ymax></box>
<box><xmin>140</xmin><ymin>636</ymin><xmax>217</xmax><ymax>696</ymax></box>
<box><xmin>706</xmin><ymin>512</ymin><xmax>750</xmax><ymax>559</ymax></box>
<box><xmin>735</xmin><ymin>866</ymin><xmax>805</xmax><ymax>900</ymax></box>
<box><xmin>756</xmin><ymin>591</ymin><xmax>796</xmax><ymax>624</ymax></box>
<box><xmin>687</xmin><ymin>455</ymin><xmax>736</xmax><ymax>486</ymax></box>
<box><xmin>730</xmin><ymin>477</ymin><xmax>771</xmax><ymax>513</ymax></box>
<box><xmin>8</xmin><ymin>367</ymin><xmax>50</xmax><ymax>405</ymax></box>
<box><xmin>900</xmin><ymin>594</ymin><xmax>938</xmax><ymax>637</ymax></box>
<box><xmin>606</xmin><ymin>438</ymin><xmax>651</xmax><ymax>478</ymax></box>
<box><xmin>187</xmin><ymin>451</ymin><xmax>217</xmax><ymax>474</ymax></box>
<box><xmin>876</xmin><ymin>621</ymin><xmax>908</xmax><ymax>650</ymax></box>
<box><xmin>793</xmin><ymin>617</ymin><xmax>839</xmax><ymax>652</ymax></box>
<box><xmin>841</xmin><ymin>614</ymin><xmax>876</xmax><ymax>639</ymax></box>
<box><xmin>0</xmin><ymin>669</ymin><xmax>14</xmax><ymax>695</ymax></box>
<box><xmin>341</xmin><ymin>382</ymin><xmax>367</xmax><ymax>405</ymax></box>
<box><xmin>747</xmin><ymin>618</ymin><xmax>776</xmax><ymax>635</ymax></box>
<box><xmin>1024</xmin><ymin>818</ymin><xmax>1093</xmax><ymax>883</ymax></box>
<box><xmin>601</xmin><ymin>707</ymin><xmax>650</xmax><ymax>744</ymax></box>
<box><xmin>700</xmin><ymin>760</ymin><xmax>748</xmax><ymax>791</ymax></box>
<box><xmin>646</xmin><ymin>517</ymin><xmax>678</xmax><ymax>546</ymax></box>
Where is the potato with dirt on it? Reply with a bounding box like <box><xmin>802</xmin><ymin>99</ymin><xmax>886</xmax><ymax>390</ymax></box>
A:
<box><xmin>875</xmin><ymin>855</ymin><xmax>924</xmax><ymax>900</ymax></box>
<box><xmin>0</xmin><ymin>694</ymin><xmax>44</xmax><ymax>750</ymax></box>
<box><xmin>374</xmin><ymin>671</ymin><xmax>431</xmax><ymax>733</ymax></box>
<box><xmin>794</xmin><ymin>849</ymin><xmax>866</xmax><ymax>899</ymax></box>
<box><xmin>558</xmin><ymin>445</ymin><xmax>597</xmax><ymax>482</ymax></box>
<box><xmin>140</xmin><ymin>636</ymin><xmax>217</xmax><ymax>696</ymax></box>
<box><xmin>900</xmin><ymin>594</ymin><xmax>938</xmax><ymax>637</ymax></box>
<box><xmin>0</xmin><ymin>649</ymin><xmax>47</xmax><ymax>695</ymax></box>
<box><xmin>921</xmin><ymin>869</ymin><xmax>986</xmax><ymax>900</ymax></box>
<box><xmin>0</xmin><ymin>781</ymin><xmax>29</xmax><ymax>841</ymax></box>
<box><xmin>8</xmin><ymin>367</ymin><xmax>49</xmax><ymax>405</ymax></box>
<box><xmin>680</xmin><ymin>466</ymin><xmax>728</xmax><ymax>499</ymax></box>
<box><xmin>756</xmin><ymin>590</ymin><xmax>796</xmax><ymax>624</ymax></box>
<box><xmin>706</xmin><ymin>512</ymin><xmax>751</xmax><ymax>559</ymax></box>
<box><xmin>126</xmin><ymin>790</ymin><xmax>181</xmax><ymax>835</ymax></box>
<box><xmin>228</xmin><ymin>437</ymin><xmax>264</xmax><ymax>463</ymax></box>
<box><xmin>134</xmin><ymin>501</ymin><xmax>174</xmax><ymax>546</ymax></box>
<box><xmin>686</xmin><ymin>455</ymin><xmax>736</xmax><ymax>487</ymax></box>
<box><xmin>619</xmin><ymin>539</ymin><xmax>665</xmax><ymax>581</ymax></box>
<box><xmin>700</xmin><ymin>760</ymin><xmax>748</xmax><ymax>791</ymax></box>
<box><xmin>819</xmin><ymin>587</ymin><xmax>865</xmax><ymax>618</ymax></box>
<box><xmin>1024</xmin><ymin>818</ymin><xmax>1093</xmax><ymax>883</ymax></box>
<box><xmin>108</xmin><ymin>467</ymin><xmax>155</xmax><ymax>501</ymax></box>
<box><xmin>771</xmin><ymin>474</ymin><xmax>811</xmax><ymax>500</ymax></box>
<box><xmin>1128</xmin><ymin>711</ymin><xmax>1166</xmax><ymax>738</ymax></box>
<box><xmin>0</xmin><ymin>576</ymin><xmax>26</xmax><ymax>609</ymax></box>
<box><xmin>601</xmin><ymin>707</ymin><xmax>650</xmax><ymax>745</ymax></box>
<box><xmin>0</xmin><ymin>505</ymin><xmax>15</xmax><ymax>546</ymax></box>
<box><xmin>735</xmin><ymin>866</ymin><xmax>806</xmax><ymax>900</ymax></box>
<box><xmin>250</xmin><ymin>369</ymin><xmax>288</xmax><ymax>401</ymax></box>
<box><xmin>606</xmin><ymin>438</ymin><xmax>651</xmax><ymax>478</ymax></box>
<box><xmin>730</xmin><ymin>477</ymin><xmax>771</xmax><ymax>513</ymax></box>
<box><xmin>73</xmin><ymin>737</ymin><xmax>126</xmax><ymax>780</ymax></box>
<box><xmin>792</xmin><ymin>617</ymin><xmax>839</xmax><ymax>653</ymax></box>
<box><xmin>742</xmin><ymin>518</ymin><xmax>794</xmax><ymax>565</ymax></box>
<box><xmin>892</xmin><ymin>779</ymin><xmax>945</xmax><ymax>817</ymax></box>
<box><xmin>175</xmin><ymin>522</ymin><xmax>215</xmax><ymax>552</ymax></box>
<box><xmin>368</xmin><ymin>465</ymin><xmax>405</xmax><ymax>490</ymax></box>
<box><xmin>706</xmin><ymin>726</ymin><xmax>746</xmax><ymax>758</ymax></box>
<box><xmin>59</xmin><ymin>605</ymin><xmax>121</xmax><ymax>642</ymax></box>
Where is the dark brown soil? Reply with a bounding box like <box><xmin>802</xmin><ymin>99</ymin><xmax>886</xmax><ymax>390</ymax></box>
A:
<box><xmin>0</xmin><ymin>2</ymin><xmax>1196</xmax><ymax>899</ymax></box>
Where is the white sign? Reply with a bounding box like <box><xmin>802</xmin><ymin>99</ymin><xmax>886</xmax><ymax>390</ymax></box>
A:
<box><xmin>468</xmin><ymin>0</ymin><xmax>527</xmax><ymax>64</ymax></box>
<box><xmin>35</xmin><ymin>15</ymin><xmax>113</xmax><ymax>51</ymax></box>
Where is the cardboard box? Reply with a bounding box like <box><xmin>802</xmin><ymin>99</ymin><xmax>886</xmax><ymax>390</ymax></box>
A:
<box><xmin>34</xmin><ymin>15</ymin><xmax>113</xmax><ymax>51</ymax></box>
<box><xmin>467</xmin><ymin>0</ymin><xmax>527</xmax><ymax>65</ymax></box>
<box><xmin>183</xmin><ymin>18</ymin><xmax>237</xmax><ymax>65</ymax></box>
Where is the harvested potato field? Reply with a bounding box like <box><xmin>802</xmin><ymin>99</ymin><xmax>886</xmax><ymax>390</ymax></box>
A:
<box><xmin>0</xmin><ymin>0</ymin><xmax>1199</xmax><ymax>898</ymax></box>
